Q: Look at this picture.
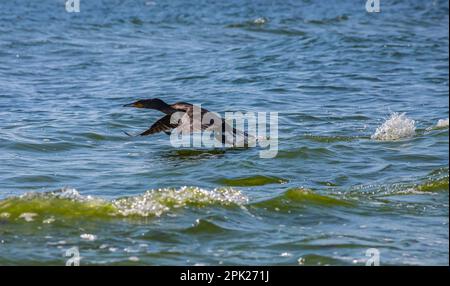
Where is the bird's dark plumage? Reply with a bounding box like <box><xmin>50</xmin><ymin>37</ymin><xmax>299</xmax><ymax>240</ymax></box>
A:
<box><xmin>123</xmin><ymin>98</ymin><xmax>249</xmax><ymax>145</ymax></box>
<box><xmin>139</xmin><ymin>115</ymin><xmax>177</xmax><ymax>136</ymax></box>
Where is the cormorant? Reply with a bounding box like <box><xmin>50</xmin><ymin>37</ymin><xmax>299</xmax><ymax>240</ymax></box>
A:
<box><xmin>123</xmin><ymin>98</ymin><xmax>249</xmax><ymax>145</ymax></box>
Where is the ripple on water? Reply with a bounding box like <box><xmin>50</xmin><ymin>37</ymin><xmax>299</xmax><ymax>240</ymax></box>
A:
<box><xmin>79</xmin><ymin>132</ymin><xmax>107</xmax><ymax>141</ymax></box>
<box><xmin>276</xmin><ymin>147</ymin><xmax>335</xmax><ymax>159</ymax></box>
<box><xmin>302</xmin><ymin>134</ymin><xmax>364</xmax><ymax>143</ymax></box>
<box><xmin>226</xmin><ymin>17</ymin><xmax>269</xmax><ymax>28</ymax></box>
<box><xmin>226</xmin><ymin>17</ymin><xmax>307</xmax><ymax>37</ymax></box>
<box><xmin>182</xmin><ymin>219</ymin><xmax>231</xmax><ymax>235</ymax></box>
<box><xmin>304</xmin><ymin>15</ymin><xmax>349</xmax><ymax>25</ymax></box>
<box><xmin>5</xmin><ymin>141</ymin><xmax>90</xmax><ymax>153</ymax></box>
<box><xmin>164</xmin><ymin>149</ymin><xmax>227</xmax><ymax>158</ymax></box>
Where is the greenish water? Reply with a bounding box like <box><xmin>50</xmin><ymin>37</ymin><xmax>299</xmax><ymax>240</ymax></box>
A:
<box><xmin>0</xmin><ymin>0</ymin><xmax>448</xmax><ymax>265</ymax></box>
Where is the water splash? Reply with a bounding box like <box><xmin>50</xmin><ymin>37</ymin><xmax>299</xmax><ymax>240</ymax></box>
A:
<box><xmin>253</xmin><ymin>17</ymin><xmax>268</xmax><ymax>25</ymax></box>
<box><xmin>436</xmin><ymin>118</ymin><xmax>449</xmax><ymax>128</ymax></box>
<box><xmin>19</xmin><ymin>212</ymin><xmax>37</xmax><ymax>222</ymax></box>
<box><xmin>426</xmin><ymin>118</ymin><xmax>449</xmax><ymax>131</ymax></box>
<box><xmin>371</xmin><ymin>112</ymin><xmax>416</xmax><ymax>141</ymax></box>
<box><xmin>80</xmin><ymin>234</ymin><xmax>97</xmax><ymax>241</ymax></box>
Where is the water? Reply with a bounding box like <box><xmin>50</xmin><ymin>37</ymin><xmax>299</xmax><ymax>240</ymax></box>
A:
<box><xmin>0</xmin><ymin>0</ymin><xmax>448</xmax><ymax>265</ymax></box>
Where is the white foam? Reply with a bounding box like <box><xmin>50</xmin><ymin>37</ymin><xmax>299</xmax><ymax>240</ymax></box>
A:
<box><xmin>371</xmin><ymin>112</ymin><xmax>416</xmax><ymax>141</ymax></box>
<box><xmin>8</xmin><ymin>186</ymin><xmax>248</xmax><ymax>218</ymax></box>
<box><xmin>19</xmin><ymin>212</ymin><xmax>37</xmax><ymax>222</ymax></box>
<box><xmin>129</xmin><ymin>256</ymin><xmax>140</xmax><ymax>262</ymax></box>
<box><xmin>80</xmin><ymin>233</ymin><xmax>97</xmax><ymax>241</ymax></box>
<box><xmin>43</xmin><ymin>217</ymin><xmax>55</xmax><ymax>224</ymax></box>
<box><xmin>0</xmin><ymin>212</ymin><xmax>10</xmax><ymax>218</ymax></box>
<box><xmin>112</xmin><ymin>186</ymin><xmax>248</xmax><ymax>217</ymax></box>
<box><xmin>253</xmin><ymin>17</ymin><xmax>268</xmax><ymax>25</ymax></box>
<box><xmin>436</xmin><ymin>118</ymin><xmax>449</xmax><ymax>128</ymax></box>
<box><xmin>20</xmin><ymin>187</ymin><xmax>92</xmax><ymax>201</ymax></box>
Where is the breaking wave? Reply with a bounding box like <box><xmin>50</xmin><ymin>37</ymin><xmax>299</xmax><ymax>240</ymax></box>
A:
<box><xmin>112</xmin><ymin>187</ymin><xmax>248</xmax><ymax>216</ymax></box>
<box><xmin>0</xmin><ymin>187</ymin><xmax>248</xmax><ymax>220</ymax></box>
<box><xmin>0</xmin><ymin>174</ymin><xmax>446</xmax><ymax>224</ymax></box>
<box><xmin>426</xmin><ymin>118</ymin><xmax>449</xmax><ymax>131</ymax></box>
<box><xmin>348</xmin><ymin>170</ymin><xmax>449</xmax><ymax>197</ymax></box>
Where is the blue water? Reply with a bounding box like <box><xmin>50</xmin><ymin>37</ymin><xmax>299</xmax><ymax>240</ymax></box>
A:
<box><xmin>0</xmin><ymin>0</ymin><xmax>448</xmax><ymax>265</ymax></box>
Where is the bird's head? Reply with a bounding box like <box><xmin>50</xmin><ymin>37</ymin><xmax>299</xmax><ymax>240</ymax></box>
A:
<box><xmin>123</xmin><ymin>98</ymin><xmax>167</xmax><ymax>109</ymax></box>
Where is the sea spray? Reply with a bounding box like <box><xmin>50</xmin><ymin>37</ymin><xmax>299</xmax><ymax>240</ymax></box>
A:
<box><xmin>436</xmin><ymin>118</ymin><xmax>449</xmax><ymax>128</ymax></box>
<box><xmin>371</xmin><ymin>112</ymin><xmax>416</xmax><ymax>141</ymax></box>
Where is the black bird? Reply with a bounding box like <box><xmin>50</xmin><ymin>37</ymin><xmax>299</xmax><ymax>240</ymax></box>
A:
<box><xmin>123</xmin><ymin>98</ymin><xmax>249</xmax><ymax>145</ymax></box>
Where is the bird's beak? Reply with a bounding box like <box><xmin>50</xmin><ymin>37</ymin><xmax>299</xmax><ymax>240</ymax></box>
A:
<box><xmin>123</xmin><ymin>102</ymin><xmax>144</xmax><ymax>108</ymax></box>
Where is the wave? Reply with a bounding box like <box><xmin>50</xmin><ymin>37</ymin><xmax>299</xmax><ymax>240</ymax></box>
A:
<box><xmin>182</xmin><ymin>219</ymin><xmax>231</xmax><ymax>234</ymax></box>
<box><xmin>216</xmin><ymin>175</ymin><xmax>288</xmax><ymax>187</ymax></box>
<box><xmin>348</xmin><ymin>171</ymin><xmax>449</xmax><ymax>197</ymax></box>
<box><xmin>416</xmin><ymin>176</ymin><xmax>449</xmax><ymax>193</ymax></box>
<box><xmin>112</xmin><ymin>187</ymin><xmax>247</xmax><ymax>216</ymax></box>
<box><xmin>371</xmin><ymin>112</ymin><xmax>416</xmax><ymax>141</ymax></box>
<box><xmin>0</xmin><ymin>187</ymin><xmax>248</xmax><ymax>221</ymax></box>
<box><xmin>250</xmin><ymin>188</ymin><xmax>354</xmax><ymax>211</ymax></box>
<box><xmin>405</xmin><ymin>169</ymin><xmax>448</xmax><ymax>194</ymax></box>
<box><xmin>426</xmin><ymin>118</ymin><xmax>449</xmax><ymax>131</ymax></box>
<box><xmin>0</xmin><ymin>187</ymin><xmax>356</xmax><ymax>223</ymax></box>
<box><xmin>277</xmin><ymin>146</ymin><xmax>335</xmax><ymax>159</ymax></box>
<box><xmin>383</xmin><ymin>177</ymin><xmax>449</xmax><ymax>196</ymax></box>
<box><xmin>1</xmin><ymin>172</ymin><xmax>446</xmax><ymax>223</ymax></box>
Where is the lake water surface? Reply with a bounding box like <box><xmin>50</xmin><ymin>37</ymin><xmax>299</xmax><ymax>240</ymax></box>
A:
<box><xmin>0</xmin><ymin>0</ymin><xmax>448</xmax><ymax>265</ymax></box>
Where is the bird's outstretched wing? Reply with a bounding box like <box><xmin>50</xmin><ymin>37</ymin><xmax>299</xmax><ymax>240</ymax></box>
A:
<box><xmin>140</xmin><ymin>115</ymin><xmax>179</xmax><ymax>136</ymax></box>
